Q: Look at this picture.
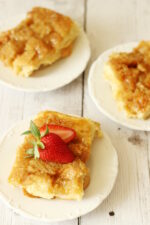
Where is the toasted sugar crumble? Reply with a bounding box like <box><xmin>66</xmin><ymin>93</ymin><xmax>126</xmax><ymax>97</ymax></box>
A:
<box><xmin>0</xmin><ymin>7</ymin><xmax>79</xmax><ymax>77</ymax></box>
<box><xmin>105</xmin><ymin>41</ymin><xmax>150</xmax><ymax>119</ymax></box>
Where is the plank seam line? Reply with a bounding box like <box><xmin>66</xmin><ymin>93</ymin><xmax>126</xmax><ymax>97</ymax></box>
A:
<box><xmin>81</xmin><ymin>0</ymin><xmax>87</xmax><ymax>117</ymax></box>
<box><xmin>135</xmin><ymin>148</ymin><xmax>144</xmax><ymax>225</ymax></box>
<box><xmin>146</xmin><ymin>132</ymin><xmax>150</xmax><ymax>183</ymax></box>
<box><xmin>79</xmin><ymin>0</ymin><xmax>87</xmax><ymax>223</ymax></box>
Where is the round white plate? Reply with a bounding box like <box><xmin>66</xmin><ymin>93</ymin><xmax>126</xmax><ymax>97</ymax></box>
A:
<box><xmin>0</xmin><ymin>15</ymin><xmax>90</xmax><ymax>92</ymax></box>
<box><xmin>0</xmin><ymin>120</ymin><xmax>118</xmax><ymax>222</ymax></box>
<box><xmin>88</xmin><ymin>42</ymin><xmax>150</xmax><ymax>131</ymax></box>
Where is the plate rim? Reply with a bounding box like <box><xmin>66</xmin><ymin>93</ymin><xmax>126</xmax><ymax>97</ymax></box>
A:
<box><xmin>0</xmin><ymin>119</ymin><xmax>118</xmax><ymax>222</ymax></box>
<box><xmin>88</xmin><ymin>41</ymin><xmax>150</xmax><ymax>131</ymax></box>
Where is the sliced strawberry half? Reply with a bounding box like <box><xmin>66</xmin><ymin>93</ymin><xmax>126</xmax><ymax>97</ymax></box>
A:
<box><xmin>40</xmin><ymin>124</ymin><xmax>76</xmax><ymax>143</ymax></box>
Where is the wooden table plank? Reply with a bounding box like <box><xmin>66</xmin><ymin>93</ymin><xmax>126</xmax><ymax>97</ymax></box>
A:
<box><xmin>82</xmin><ymin>0</ymin><xmax>150</xmax><ymax>224</ymax></box>
<box><xmin>0</xmin><ymin>0</ymin><xmax>85</xmax><ymax>225</ymax></box>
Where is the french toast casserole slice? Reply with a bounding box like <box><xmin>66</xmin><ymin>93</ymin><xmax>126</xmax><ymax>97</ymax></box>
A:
<box><xmin>104</xmin><ymin>41</ymin><xmax>150</xmax><ymax>119</ymax></box>
<box><xmin>9</xmin><ymin>111</ymin><xmax>102</xmax><ymax>200</ymax></box>
<box><xmin>0</xmin><ymin>7</ymin><xmax>79</xmax><ymax>77</ymax></box>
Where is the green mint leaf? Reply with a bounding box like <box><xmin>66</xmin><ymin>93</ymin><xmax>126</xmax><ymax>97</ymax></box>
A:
<box><xmin>21</xmin><ymin>130</ymin><xmax>31</xmax><ymax>135</ymax></box>
<box><xmin>34</xmin><ymin>143</ymin><xmax>40</xmax><ymax>159</ymax></box>
<box><xmin>41</xmin><ymin>125</ymin><xmax>49</xmax><ymax>138</ymax></box>
<box><xmin>37</xmin><ymin>141</ymin><xmax>45</xmax><ymax>149</ymax></box>
<box><xmin>26</xmin><ymin>148</ymin><xmax>34</xmax><ymax>155</ymax></box>
<box><xmin>30</xmin><ymin>120</ymin><xmax>41</xmax><ymax>140</ymax></box>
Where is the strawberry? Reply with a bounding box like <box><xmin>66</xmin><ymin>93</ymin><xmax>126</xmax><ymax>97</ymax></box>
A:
<box><xmin>22</xmin><ymin>120</ymin><xmax>75</xmax><ymax>163</ymax></box>
<box><xmin>40</xmin><ymin>124</ymin><xmax>76</xmax><ymax>143</ymax></box>
<box><xmin>39</xmin><ymin>133</ymin><xmax>75</xmax><ymax>163</ymax></box>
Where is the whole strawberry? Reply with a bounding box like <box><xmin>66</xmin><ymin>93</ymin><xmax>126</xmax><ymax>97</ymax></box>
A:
<box><xmin>39</xmin><ymin>133</ymin><xmax>74</xmax><ymax>163</ymax></box>
<box><xmin>22</xmin><ymin>121</ymin><xmax>75</xmax><ymax>163</ymax></box>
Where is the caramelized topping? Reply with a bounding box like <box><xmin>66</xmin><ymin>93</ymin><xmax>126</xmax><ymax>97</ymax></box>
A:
<box><xmin>108</xmin><ymin>41</ymin><xmax>150</xmax><ymax>115</ymax></box>
<box><xmin>0</xmin><ymin>7</ymin><xmax>79</xmax><ymax>76</ymax></box>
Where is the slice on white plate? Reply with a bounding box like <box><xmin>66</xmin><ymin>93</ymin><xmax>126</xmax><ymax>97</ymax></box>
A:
<box><xmin>0</xmin><ymin>120</ymin><xmax>118</xmax><ymax>222</ymax></box>
<box><xmin>0</xmin><ymin>13</ymin><xmax>90</xmax><ymax>92</ymax></box>
<box><xmin>88</xmin><ymin>42</ymin><xmax>150</xmax><ymax>131</ymax></box>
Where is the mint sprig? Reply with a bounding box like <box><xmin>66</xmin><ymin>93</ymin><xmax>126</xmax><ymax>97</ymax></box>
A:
<box><xmin>22</xmin><ymin>121</ymin><xmax>49</xmax><ymax>159</ymax></box>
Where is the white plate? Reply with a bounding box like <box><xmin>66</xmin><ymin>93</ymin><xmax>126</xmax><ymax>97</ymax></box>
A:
<box><xmin>0</xmin><ymin>15</ymin><xmax>90</xmax><ymax>92</ymax></box>
<box><xmin>88</xmin><ymin>42</ymin><xmax>150</xmax><ymax>131</ymax></box>
<box><xmin>0</xmin><ymin>120</ymin><xmax>118</xmax><ymax>222</ymax></box>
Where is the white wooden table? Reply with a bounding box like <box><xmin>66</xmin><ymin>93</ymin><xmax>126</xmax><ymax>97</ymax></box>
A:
<box><xmin>0</xmin><ymin>0</ymin><xmax>150</xmax><ymax>224</ymax></box>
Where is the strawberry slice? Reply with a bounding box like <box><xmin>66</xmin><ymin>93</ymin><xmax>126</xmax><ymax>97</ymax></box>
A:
<box><xmin>39</xmin><ymin>133</ymin><xmax>75</xmax><ymax>163</ymax></box>
<box><xmin>40</xmin><ymin>124</ymin><xmax>76</xmax><ymax>143</ymax></box>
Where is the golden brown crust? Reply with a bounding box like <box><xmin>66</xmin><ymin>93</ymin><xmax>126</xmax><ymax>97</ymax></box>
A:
<box><xmin>104</xmin><ymin>41</ymin><xmax>150</xmax><ymax>119</ymax></box>
<box><xmin>0</xmin><ymin>7</ymin><xmax>79</xmax><ymax>77</ymax></box>
<box><xmin>34</xmin><ymin>111</ymin><xmax>102</xmax><ymax>162</ymax></box>
<box><xmin>8</xmin><ymin>111</ymin><xmax>101</xmax><ymax>200</ymax></box>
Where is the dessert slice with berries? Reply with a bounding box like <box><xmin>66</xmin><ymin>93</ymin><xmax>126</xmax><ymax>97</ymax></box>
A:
<box><xmin>104</xmin><ymin>41</ymin><xmax>150</xmax><ymax>119</ymax></box>
<box><xmin>8</xmin><ymin>111</ymin><xmax>102</xmax><ymax>200</ymax></box>
<box><xmin>0</xmin><ymin>7</ymin><xmax>79</xmax><ymax>77</ymax></box>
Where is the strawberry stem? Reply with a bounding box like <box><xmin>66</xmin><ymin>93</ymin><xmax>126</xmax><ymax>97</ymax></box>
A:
<box><xmin>22</xmin><ymin>121</ymin><xmax>48</xmax><ymax>159</ymax></box>
<box><xmin>30</xmin><ymin>120</ymin><xmax>41</xmax><ymax>140</ymax></box>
